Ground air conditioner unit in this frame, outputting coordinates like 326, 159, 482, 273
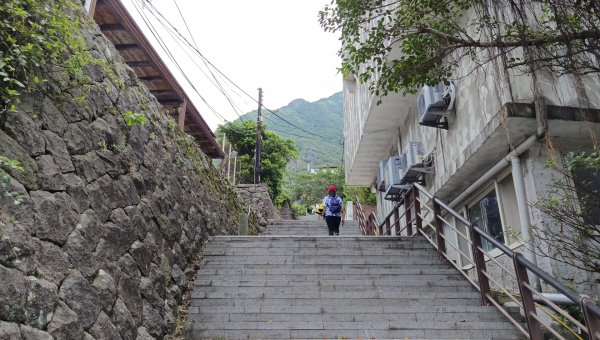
417, 82, 456, 129
383, 156, 402, 187
383, 156, 411, 201
399, 141, 428, 183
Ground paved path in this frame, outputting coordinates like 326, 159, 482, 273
185, 220, 521, 339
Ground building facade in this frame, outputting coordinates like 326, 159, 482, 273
343, 6, 600, 297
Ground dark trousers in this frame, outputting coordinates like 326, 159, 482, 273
325, 216, 341, 236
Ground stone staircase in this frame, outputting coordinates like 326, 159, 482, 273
185, 220, 521, 339
262, 219, 363, 236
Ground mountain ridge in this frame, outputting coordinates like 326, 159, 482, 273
240, 91, 344, 168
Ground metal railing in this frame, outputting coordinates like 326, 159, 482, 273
354, 197, 380, 235
359, 184, 600, 340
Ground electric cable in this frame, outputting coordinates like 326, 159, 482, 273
172, 0, 246, 121
130, 0, 229, 124
138, 0, 330, 140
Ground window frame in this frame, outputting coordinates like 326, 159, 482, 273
459, 168, 525, 267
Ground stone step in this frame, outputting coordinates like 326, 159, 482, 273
185, 222, 520, 339
200, 257, 450, 266
203, 247, 442, 256
195, 267, 462, 275
189, 310, 509, 323
189, 304, 512, 315
195, 283, 475, 292
190, 297, 483, 307
186, 321, 521, 340
194, 278, 470, 288
186, 327, 520, 340
191, 291, 482, 300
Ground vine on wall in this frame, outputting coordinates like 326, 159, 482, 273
0, 0, 94, 115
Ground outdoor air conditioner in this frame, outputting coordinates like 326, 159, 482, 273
417, 82, 456, 129
399, 141, 427, 183
383, 156, 411, 201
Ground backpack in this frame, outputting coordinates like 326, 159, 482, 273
329, 196, 342, 215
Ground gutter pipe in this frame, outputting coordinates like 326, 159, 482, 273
448, 98, 549, 293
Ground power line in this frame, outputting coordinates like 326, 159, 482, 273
137, 0, 329, 140
172, 0, 246, 122
130, 0, 229, 124
133, 1, 313, 143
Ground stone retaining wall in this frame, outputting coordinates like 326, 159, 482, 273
0, 12, 243, 340
235, 184, 279, 223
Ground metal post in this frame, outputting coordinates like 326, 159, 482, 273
433, 200, 446, 256
227, 142, 232, 181
469, 224, 491, 305
405, 190, 413, 236
513, 253, 543, 339
413, 188, 422, 233
239, 212, 248, 235
385, 216, 391, 236
581, 297, 600, 340
394, 207, 400, 236
232, 154, 237, 184
84, 0, 98, 17
254, 88, 263, 184
177, 99, 187, 132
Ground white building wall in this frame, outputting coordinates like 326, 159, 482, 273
344, 12, 600, 297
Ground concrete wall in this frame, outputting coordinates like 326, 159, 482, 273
344, 3, 600, 296
0, 13, 244, 340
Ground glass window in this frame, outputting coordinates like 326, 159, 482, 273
572, 165, 600, 225
466, 189, 505, 251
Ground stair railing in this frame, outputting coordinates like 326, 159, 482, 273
374, 188, 424, 236
354, 197, 380, 235
387, 183, 600, 340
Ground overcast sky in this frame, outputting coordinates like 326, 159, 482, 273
122, 0, 342, 131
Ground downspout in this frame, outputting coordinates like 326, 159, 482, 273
511, 152, 542, 291
448, 134, 538, 209
449, 98, 547, 292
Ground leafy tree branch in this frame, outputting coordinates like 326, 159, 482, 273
320, 0, 600, 96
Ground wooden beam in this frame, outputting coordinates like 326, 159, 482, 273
98, 23, 125, 31
149, 90, 173, 95
157, 100, 182, 106
126, 60, 153, 67
85, 0, 98, 17
178, 100, 187, 132
114, 43, 140, 51
187, 133, 209, 142
139, 75, 163, 81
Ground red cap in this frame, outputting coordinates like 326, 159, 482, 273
328, 185, 336, 192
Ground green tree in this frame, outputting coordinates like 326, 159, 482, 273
533, 149, 600, 276
285, 166, 376, 209
320, 0, 600, 97
216, 120, 299, 202
287, 167, 345, 208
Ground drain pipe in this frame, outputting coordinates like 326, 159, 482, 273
448, 134, 538, 209
511, 151, 542, 292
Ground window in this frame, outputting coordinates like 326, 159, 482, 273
463, 172, 522, 252
466, 189, 504, 251
572, 164, 600, 225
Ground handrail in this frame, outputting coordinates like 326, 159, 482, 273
370, 183, 600, 339
354, 196, 379, 235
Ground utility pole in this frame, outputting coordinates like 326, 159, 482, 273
254, 88, 263, 184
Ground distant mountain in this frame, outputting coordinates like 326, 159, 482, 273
240, 92, 344, 169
